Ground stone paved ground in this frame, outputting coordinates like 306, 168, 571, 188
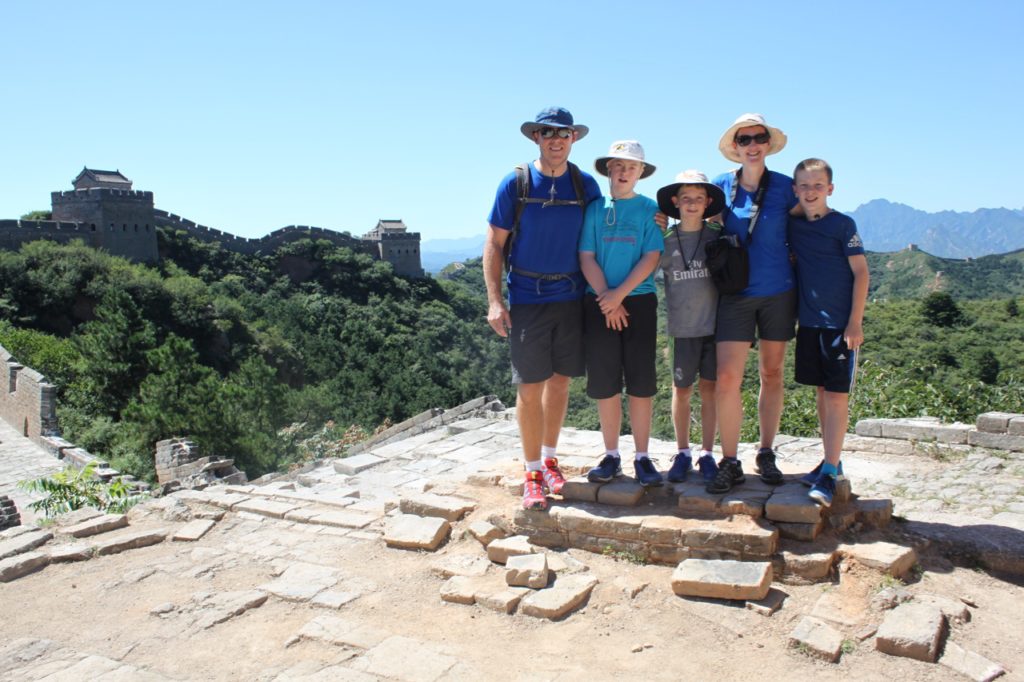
0, 420, 63, 525
2, 409, 1024, 680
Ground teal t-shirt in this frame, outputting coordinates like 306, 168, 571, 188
579, 194, 663, 296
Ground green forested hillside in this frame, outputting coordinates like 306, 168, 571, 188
867, 248, 1024, 300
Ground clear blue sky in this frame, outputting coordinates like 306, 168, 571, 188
2, 1, 1020, 242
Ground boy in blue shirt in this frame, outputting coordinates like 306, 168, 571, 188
788, 158, 869, 506
580, 141, 664, 487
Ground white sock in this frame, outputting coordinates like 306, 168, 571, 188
525, 459, 544, 473
677, 448, 692, 458
634, 452, 649, 461
541, 445, 557, 458
605, 449, 620, 459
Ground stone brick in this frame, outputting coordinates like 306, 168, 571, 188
638, 515, 689, 545
203, 492, 250, 509
0, 529, 52, 560
855, 418, 884, 437
0, 550, 49, 582
231, 499, 297, 519
308, 510, 377, 529
550, 505, 643, 541
55, 506, 104, 527
384, 514, 450, 551
59, 513, 128, 539
854, 498, 892, 528
486, 535, 536, 564
439, 576, 479, 605
92, 529, 167, 556
718, 489, 769, 517
775, 519, 824, 542
976, 411, 1018, 433
939, 641, 1006, 682
672, 559, 772, 601
675, 482, 723, 515
881, 418, 972, 444
1009, 416, 1024, 436
514, 508, 559, 532
349, 635, 458, 682
789, 616, 843, 662
468, 520, 504, 547
297, 615, 388, 649
310, 590, 361, 610
260, 562, 340, 602
334, 453, 385, 475
560, 476, 599, 503
465, 472, 502, 487
505, 553, 548, 588
765, 488, 822, 524
520, 574, 598, 620
649, 544, 690, 565
596, 479, 645, 506
968, 430, 1024, 452
399, 493, 475, 522
681, 516, 778, 558
839, 541, 916, 578
811, 589, 867, 627
47, 543, 93, 563
476, 586, 530, 614
430, 553, 491, 579
745, 587, 787, 616
875, 602, 946, 662
173, 519, 215, 542
774, 540, 837, 584
913, 594, 971, 624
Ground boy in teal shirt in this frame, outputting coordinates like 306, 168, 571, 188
580, 141, 664, 486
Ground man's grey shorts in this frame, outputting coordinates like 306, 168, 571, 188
673, 335, 717, 388
509, 300, 585, 384
715, 289, 797, 343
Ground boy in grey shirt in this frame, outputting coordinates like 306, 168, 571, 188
656, 171, 726, 484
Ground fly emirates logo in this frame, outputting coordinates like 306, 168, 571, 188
670, 258, 710, 281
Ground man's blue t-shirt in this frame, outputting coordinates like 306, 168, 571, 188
713, 169, 798, 297
579, 194, 662, 296
488, 163, 602, 305
788, 211, 865, 329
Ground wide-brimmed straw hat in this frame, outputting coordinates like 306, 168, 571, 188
656, 170, 726, 219
594, 140, 656, 179
718, 113, 787, 163
520, 106, 589, 140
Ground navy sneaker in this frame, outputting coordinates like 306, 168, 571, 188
755, 447, 784, 485
634, 457, 664, 487
666, 452, 693, 483
696, 452, 718, 485
808, 473, 837, 507
706, 457, 745, 494
587, 455, 623, 483
799, 460, 845, 487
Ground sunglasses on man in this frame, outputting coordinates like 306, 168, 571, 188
735, 132, 771, 147
539, 127, 574, 139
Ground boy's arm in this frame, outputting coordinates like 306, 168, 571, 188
579, 251, 609, 295
844, 254, 869, 349
596, 251, 661, 315
483, 225, 511, 337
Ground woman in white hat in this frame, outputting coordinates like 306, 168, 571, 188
706, 113, 799, 496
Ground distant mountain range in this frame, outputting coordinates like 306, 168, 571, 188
420, 200, 1024, 273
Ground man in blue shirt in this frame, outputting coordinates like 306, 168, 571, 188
484, 107, 601, 510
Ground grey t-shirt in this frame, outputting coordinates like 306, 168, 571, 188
661, 224, 719, 338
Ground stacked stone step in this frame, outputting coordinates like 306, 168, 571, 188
971, 411, 1024, 451
0, 495, 20, 531
155, 438, 247, 492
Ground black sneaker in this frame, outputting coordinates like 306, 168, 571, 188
634, 457, 664, 487
706, 457, 745, 494
755, 447, 784, 485
587, 454, 623, 483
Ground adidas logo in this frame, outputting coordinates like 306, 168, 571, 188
837, 353, 847, 360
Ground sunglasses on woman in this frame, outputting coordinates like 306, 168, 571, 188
735, 132, 771, 147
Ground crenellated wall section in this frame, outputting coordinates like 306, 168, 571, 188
0, 345, 58, 444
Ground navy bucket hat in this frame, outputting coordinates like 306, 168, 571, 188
520, 106, 589, 141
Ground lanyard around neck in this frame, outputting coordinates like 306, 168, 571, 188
673, 223, 705, 272
729, 168, 771, 243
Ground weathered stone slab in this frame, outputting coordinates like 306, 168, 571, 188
310, 590, 361, 610
309, 510, 377, 529
747, 587, 787, 616
675, 482, 723, 514
192, 590, 268, 629
638, 516, 688, 545
789, 616, 843, 662
349, 635, 458, 682
976, 411, 1018, 433
439, 576, 479, 605
596, 479, 645, 506
0, 550, 49, 582
505, 553, 548, 588
59, 513, 128, 539
384, 514, 450, 551
47, 543, 93, 563
486, 535, 536, 564
681, 516, 778, 558
718, 489, 769, 517
854, 498, 892, 528
811, 589, 867, 627
232, 499, 297, 519
968, 430, 1024, 452
765, 489, 822, 524
0, 529, 52, 560
876, 602, 946, 662
560, 476, 599, 503
551, 505, 643, 541
775, 519, 824, 542
476, 586, 530, 614
92, 529, 167, 556
468, 520, 504, 547
881, 418, 973, 444
399, 493, 475, 522
840, 541, 917, 578
913, 594, 971, 623
173, 519, 215, 542
855, 418, 884, 437
671, 559, 772, 601
55, 506, 104, 527
259, 562, 340, 601
334, 453, 384, 475
297, 614, 388, 649
1009, 416, 1024, 436
939, 641, 1006, 682
520, 574, 598, 620
775, 540, 837, 584
430, 553, 491, 579
203, 492, 250, 509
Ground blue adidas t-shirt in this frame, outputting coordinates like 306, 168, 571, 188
579, 194, 663, 296
714, 169, 798, 297
788, 211, 865, 328
488, 163, 601, 305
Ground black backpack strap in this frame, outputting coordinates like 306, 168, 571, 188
567, 161, 587, 204
504, 162, 531, 271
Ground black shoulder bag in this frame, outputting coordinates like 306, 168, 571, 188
704, 169, 770, 294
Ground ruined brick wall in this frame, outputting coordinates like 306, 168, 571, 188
0, 344, 58, 445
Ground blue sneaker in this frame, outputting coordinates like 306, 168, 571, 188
799, 460, 845, 487
808, 473, 836, 507
696, 452, 718, 485
587, 455, 623, 483
667, 452, 692, 483
634, 457, 664, 487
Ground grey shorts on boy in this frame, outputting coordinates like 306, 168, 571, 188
673, 335, 716, 388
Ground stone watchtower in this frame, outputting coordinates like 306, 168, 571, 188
362, 219, 424, 278
50, 168, 159, 262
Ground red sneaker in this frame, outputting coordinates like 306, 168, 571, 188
542, 457, 566, 495
522, 471, 547, 510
